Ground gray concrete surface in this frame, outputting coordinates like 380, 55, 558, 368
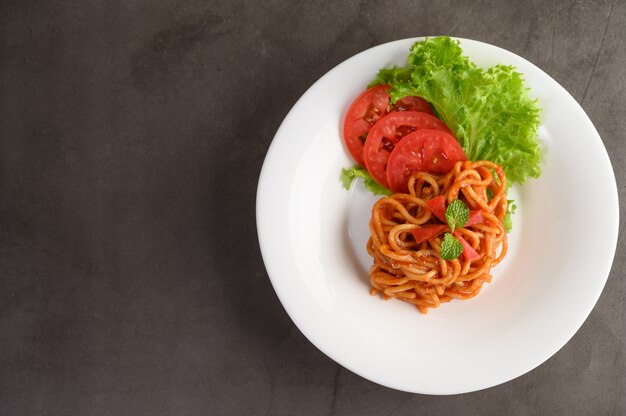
1, 0, 625, 415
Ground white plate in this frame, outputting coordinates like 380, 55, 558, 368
256, 37, 619, 395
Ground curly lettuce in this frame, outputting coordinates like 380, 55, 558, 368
371, 36, 542, 184
341, 166, 391, 196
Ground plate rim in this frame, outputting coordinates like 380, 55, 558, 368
256, 36, 620, 394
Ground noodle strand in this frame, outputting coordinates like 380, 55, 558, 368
367, 160, 508, 313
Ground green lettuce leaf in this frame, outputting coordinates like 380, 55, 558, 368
371, 36, 542, 185
341, 166, 391, 196
503, 200, 517, 233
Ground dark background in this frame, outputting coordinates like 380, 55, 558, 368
1, 0, 625, 415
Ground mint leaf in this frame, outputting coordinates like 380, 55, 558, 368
440, 233, 463, 260
445, 199, 469, 231
340, 166, 392, 196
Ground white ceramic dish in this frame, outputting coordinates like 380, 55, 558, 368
256, 37, 619, 395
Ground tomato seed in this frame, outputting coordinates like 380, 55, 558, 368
363, 105, 381, 124
391, 104, 407, 112
395, 125, 416, 138
381, 137, 395, 152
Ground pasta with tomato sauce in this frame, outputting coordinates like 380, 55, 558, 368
367, 160, 508, 313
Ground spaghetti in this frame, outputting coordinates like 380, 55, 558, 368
367, 160, 508, 313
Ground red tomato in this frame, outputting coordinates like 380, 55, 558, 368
426, 196, 447, 222
454, 232, 480, 261
386, 129, 467, 193
466, 210, 484, 227
343, 85, 390, 166
363, 112, 452, 188
343, 85, 436, 167
391, 96, 434, 115
411, 224, 447, 244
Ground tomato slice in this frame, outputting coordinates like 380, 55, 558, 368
426, 196, 447, 222
466, 210, 484, 227
391, 96, 434, 115
454, 232, 480, 261
386, 129, 467, 193
343, 86, 436, 167
343, 85, 390, 166
363, 112, 452, 188
411, 224, 447, 244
